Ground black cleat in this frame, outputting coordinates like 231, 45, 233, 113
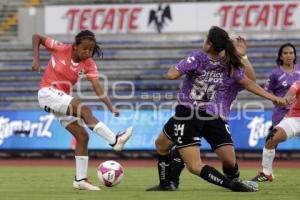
230, 178, 259, 192
146, 184, 178, 191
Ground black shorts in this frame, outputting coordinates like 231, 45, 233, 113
163, 105, 233, 150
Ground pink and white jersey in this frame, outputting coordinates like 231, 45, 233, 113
40, 37, 99, 94
286, 80, 300, 117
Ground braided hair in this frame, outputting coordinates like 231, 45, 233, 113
75, 30, 102, 58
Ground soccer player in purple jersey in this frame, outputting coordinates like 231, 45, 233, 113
168, 36, 257, 189
252, 43, 299, 182
146, 26, 286, 192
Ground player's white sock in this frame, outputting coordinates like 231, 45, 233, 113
75, 156, 89, 180
93, 121, 116, 145
262, 147, 275, 175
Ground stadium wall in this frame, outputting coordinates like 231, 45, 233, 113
1, 110, 300, 151
17, 0, 300, 43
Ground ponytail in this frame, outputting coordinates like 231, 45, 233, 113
207, 26, 243, 76
224, 40, 243, 75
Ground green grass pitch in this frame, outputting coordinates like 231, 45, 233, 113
0, 166, 299, 200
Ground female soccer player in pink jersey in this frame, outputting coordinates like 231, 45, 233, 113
32, 30, 133, 190
253, 81, 300, 181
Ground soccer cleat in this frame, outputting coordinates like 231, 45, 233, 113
146, 184, 178, 191
241, 180, 259, 191
251, 172, 273, 182
113, 126, 133, 151
170, 181, 179, 190
73, 178, 100, 191
230, 178, 259, 192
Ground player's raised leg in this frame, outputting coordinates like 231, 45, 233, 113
67, 98, 133, 151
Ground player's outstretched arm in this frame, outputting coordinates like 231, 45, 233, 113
31, 34, 46, 72
90, 79, 119, 117
239, 76, 286, 106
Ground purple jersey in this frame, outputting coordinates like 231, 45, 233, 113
175, 50, 244, 121
264, 64, 300, 126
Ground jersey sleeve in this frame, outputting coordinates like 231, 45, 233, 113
175, 51, 204, 75
264, 72, 275, 93
233, 67, 245, 82
84, 59, 99, 80
44, 37, 69, 52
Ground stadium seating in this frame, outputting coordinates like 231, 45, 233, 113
0, 38, 300, 110
0, 0, 300, 111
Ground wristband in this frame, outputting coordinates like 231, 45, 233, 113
241, 54, 248, 60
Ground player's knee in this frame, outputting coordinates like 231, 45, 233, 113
155, 138, 167, 153
81, 105, 92, 117
154, 137, 160, 148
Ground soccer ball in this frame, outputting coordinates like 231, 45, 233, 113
97, 160, 124, 187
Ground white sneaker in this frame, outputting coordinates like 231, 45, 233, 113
73, 179, 100, 191
113, 126, 133, 151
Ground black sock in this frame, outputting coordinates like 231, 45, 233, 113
170, 149, 185, 185
199, 165, 232, 189
158, 153, 171, 186
222, 163, 240, 180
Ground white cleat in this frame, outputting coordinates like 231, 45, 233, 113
73, 179, 100, 191
113, 126, 133, 151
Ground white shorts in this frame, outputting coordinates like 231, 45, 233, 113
276, 117, 300, 139
38, 87, 81, 127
